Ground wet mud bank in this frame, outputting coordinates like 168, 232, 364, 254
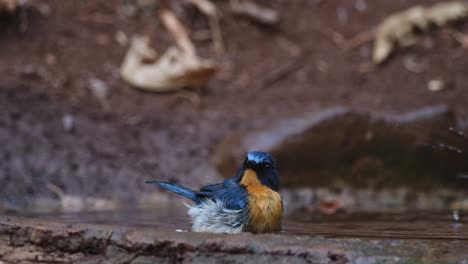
0, 215, 466, 263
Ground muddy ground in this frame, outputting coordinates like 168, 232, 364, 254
0, 0, 467, 209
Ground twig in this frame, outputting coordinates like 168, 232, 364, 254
47, 183, 66, 198
187, 0, 224, 54
342, 28, 376, 50
209, 15, 224, 54
312, 24, 345, 47
259, 54, 306, 89
160, 9, 195, 56
446, 28, 468, 49
230, 0, 279, 26
313, 23, 375, 51
187, 0, 216, 17
175, 91, 201, 105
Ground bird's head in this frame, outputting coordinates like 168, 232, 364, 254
239, 151, 280, 191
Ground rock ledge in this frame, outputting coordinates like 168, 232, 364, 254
0, 216, 466, 263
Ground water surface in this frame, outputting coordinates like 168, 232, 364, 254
27, 208, 467, 241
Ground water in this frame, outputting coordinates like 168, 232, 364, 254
27, 208, 468, 241
285, 211, 467, 240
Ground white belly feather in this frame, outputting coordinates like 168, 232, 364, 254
187, 199, 247, 234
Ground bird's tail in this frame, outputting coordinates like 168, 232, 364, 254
145, 181, 200, 204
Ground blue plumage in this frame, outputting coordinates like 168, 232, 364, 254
145, 181, 202, 204
146, 151, 281, 233
247, 151, 275, 164
146, 177, 249, 210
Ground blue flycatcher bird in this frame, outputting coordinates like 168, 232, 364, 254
146, 151, 282, 234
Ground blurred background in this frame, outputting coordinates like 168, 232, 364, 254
0, 0, 467, 219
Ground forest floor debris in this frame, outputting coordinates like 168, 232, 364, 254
187, 0, 224, 54
373, 1, 468, 64
120, 9, 217, 92
230, 0, 279, 26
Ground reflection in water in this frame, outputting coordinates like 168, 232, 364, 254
284, 211, 467, 240
25, 208, 467, 241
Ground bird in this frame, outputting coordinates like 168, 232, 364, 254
146, 151, 282, 234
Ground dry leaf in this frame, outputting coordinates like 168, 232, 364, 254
373, 1, 468, 64
230, 0, 279, 26
121, 36, 217, 92
160, 9, 195, 55
120, 10, 217, 92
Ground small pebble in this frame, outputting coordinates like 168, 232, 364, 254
88, 78, 110, 100
427, 79, 446, 92
403, 56, 426, 74
62, 114, 75, 132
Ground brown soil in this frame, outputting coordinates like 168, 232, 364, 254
0, 0, 467, 208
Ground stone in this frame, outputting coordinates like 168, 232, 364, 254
213, 106, 465, 189
0, 215, 466, 263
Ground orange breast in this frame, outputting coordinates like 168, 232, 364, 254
240, 169, 282, 233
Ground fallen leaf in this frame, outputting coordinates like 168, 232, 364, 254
373, 1, 468, 64
121, 37, 217, 92
88, 77, 110, 100
120, 10, 217, 92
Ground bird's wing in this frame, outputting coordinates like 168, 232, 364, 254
197, 183, 225, 201
199, 182, 225, 193
197, 180, 248, 211
197, 178, 235, 197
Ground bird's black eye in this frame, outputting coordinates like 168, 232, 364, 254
264, 164, 270, 169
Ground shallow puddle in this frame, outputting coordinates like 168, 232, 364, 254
285, 211, 467, 240
20, 208, 467, 241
